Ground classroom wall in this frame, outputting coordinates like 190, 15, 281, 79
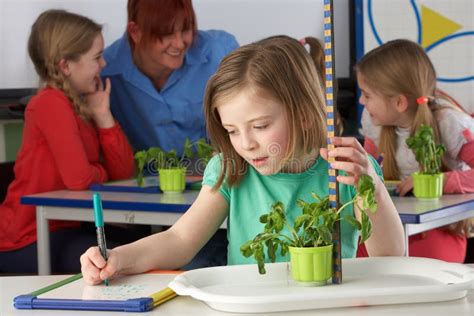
193, 0, 351, 78
0, 0, 351, 90
355, 0, 473, 114
0, 0, 127, 90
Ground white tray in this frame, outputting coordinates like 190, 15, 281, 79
169, 257, 474, 313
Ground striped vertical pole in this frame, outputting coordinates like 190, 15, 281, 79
323, 0, 342, 284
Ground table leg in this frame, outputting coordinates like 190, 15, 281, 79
36, 206, 51, 275
403, 224, 409, 257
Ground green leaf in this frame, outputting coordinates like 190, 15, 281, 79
357, 175, 377, 214
344, 214, 362, 230
194, 138, 214, 163
406, 124, 445, 175
183, 138, 194, 160
280, 243, 288, 256
253, 243, 266, 274
134, 151, 148, 187
240, 240, 253, 258
265, 239, 276, 263
241, 173, 380, 275
316, 225, 332, 245
359, 211, 373, 244
294, 214, 312, 232
296, 199, 307, 209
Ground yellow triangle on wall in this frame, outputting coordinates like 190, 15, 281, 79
421, 5, 462, 48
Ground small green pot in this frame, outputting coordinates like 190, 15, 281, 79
412, 172, 444, 200
158, 168, 186, 193
289, 244, 333, 286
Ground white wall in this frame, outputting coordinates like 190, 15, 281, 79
0, 0, 128, 89
194, 0, 350, 77
0, 0, 350, 89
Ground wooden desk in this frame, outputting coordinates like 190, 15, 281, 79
22, 191, 474, 275
1, 267, 473, 315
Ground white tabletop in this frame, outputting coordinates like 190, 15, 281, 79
1, 266, 473, 316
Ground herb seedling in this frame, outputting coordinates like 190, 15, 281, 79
406, 125, 445, 175
134, 138, 213, 186
240, 175, 377, 274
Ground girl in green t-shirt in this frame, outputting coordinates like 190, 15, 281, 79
80, 36, 405, 285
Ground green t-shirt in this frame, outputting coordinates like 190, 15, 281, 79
202, 154, 383, 265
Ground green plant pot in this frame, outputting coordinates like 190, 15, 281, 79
412, 172, 444, 200
289, 244, 333, 286
158, 168, 186, 193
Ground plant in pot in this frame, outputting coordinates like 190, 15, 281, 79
134, 138, 213, 193
406, 124, 446, 199
240, 175, 377, 285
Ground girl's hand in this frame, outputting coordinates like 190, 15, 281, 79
86, 77, 115, 128
80, 246, 120, 285
320, 137, 381, 186
396, 176, 414, 196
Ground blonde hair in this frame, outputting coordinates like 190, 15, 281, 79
356, 39, 473, 236
204, 35, 327, 188
355, 39, 447, 180
28, 9, 102, 119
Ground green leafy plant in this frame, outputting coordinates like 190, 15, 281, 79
240, 175, 377, 274
134, 138, 213, 186
406, 124, 445, 175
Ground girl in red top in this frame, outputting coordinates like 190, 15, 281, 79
0, 9, 135, 273
356, 39, 474, 262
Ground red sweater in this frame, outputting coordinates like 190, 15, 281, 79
0, 87, 134, 251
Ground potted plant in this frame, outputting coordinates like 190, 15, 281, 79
240, 175, 377, 285
134, 138, 213, 193
406, 125, 446, 200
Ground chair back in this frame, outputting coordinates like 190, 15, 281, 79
0, 161, 15, 202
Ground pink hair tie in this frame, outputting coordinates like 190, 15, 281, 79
299, 38, 306, 45
416, 96, 429, 105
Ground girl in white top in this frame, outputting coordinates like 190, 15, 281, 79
356, 39, 474, 262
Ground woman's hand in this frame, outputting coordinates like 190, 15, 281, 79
80, 246, 120, 285
86, 77, 115, 128
320, 137, 381, 187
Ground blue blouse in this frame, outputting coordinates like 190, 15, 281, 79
102, 30, 239, 153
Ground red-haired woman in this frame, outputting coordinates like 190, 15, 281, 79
102, 0, 239, 153
101, 0, 238, 270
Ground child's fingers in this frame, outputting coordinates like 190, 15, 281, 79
104, 77, 111, 95
99, 252, 118, 280
96, 76, 104, 91
331, 160, 365, 176
90, 247, 107, 268
397, 178, 413, 196
328, 146, 366, 163
328, 137, 366, 162
330, 137, 365, 152
334, 175, 357, 186
80, 247, 104, 285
